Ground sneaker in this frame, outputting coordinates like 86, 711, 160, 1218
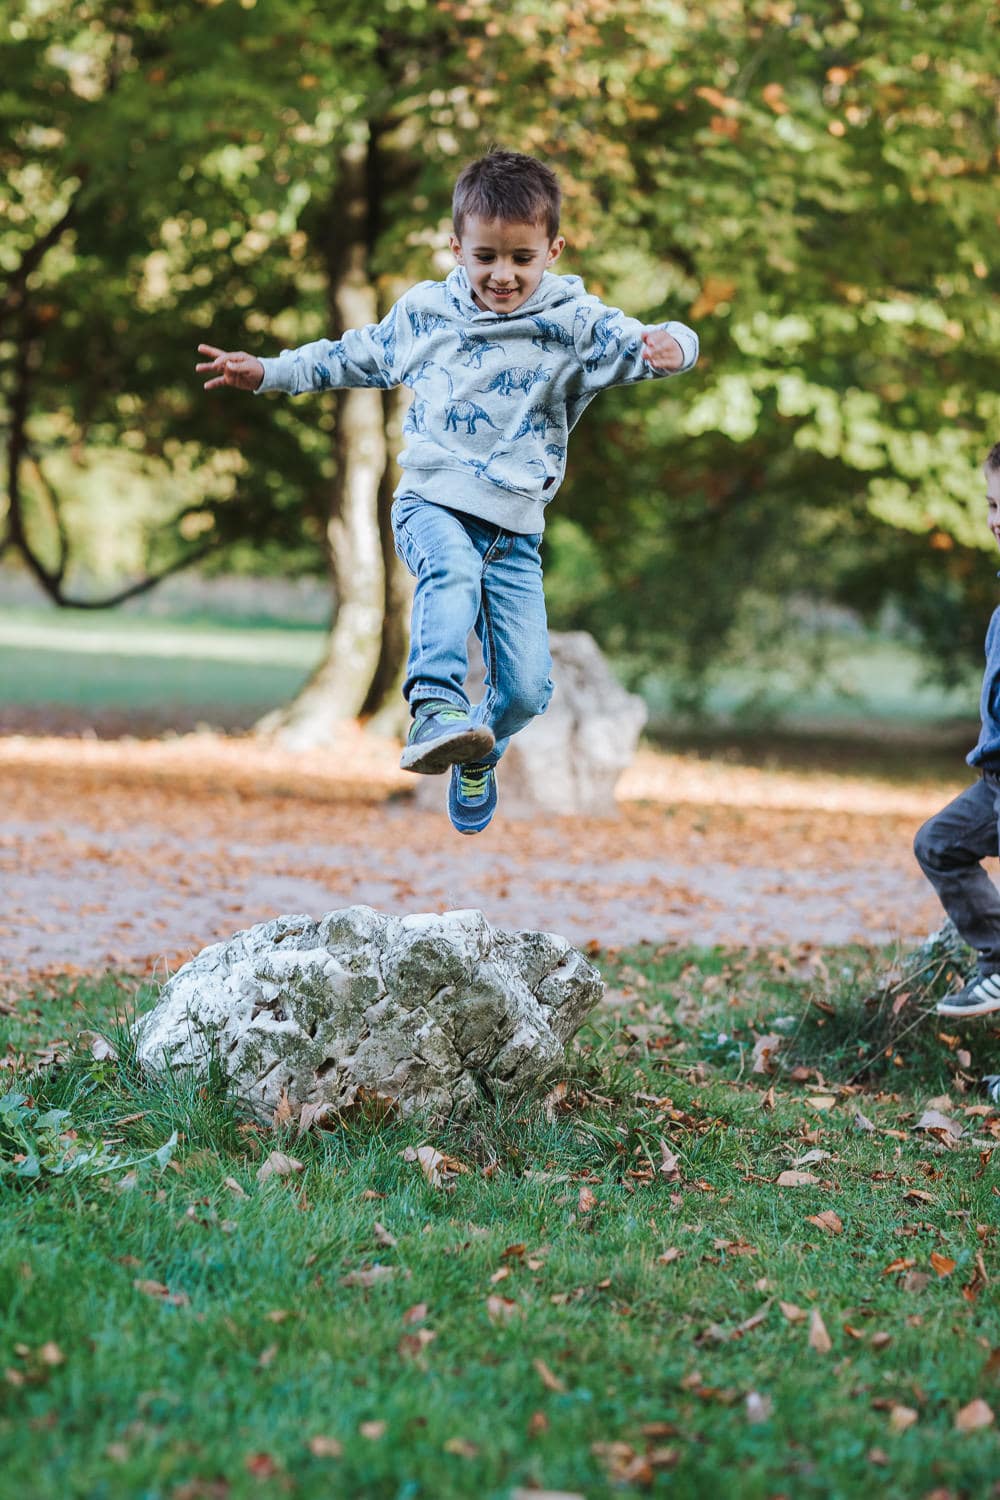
399, 701, 495, 775
935, 972, 1000, 1018
980, 1075, 1000, 1105
448, 760, 497, 835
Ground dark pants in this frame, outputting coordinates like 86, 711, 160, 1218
914, 770, 1000, 975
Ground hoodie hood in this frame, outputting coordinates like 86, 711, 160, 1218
444, 265, 588, 322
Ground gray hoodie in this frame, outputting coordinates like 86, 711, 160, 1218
257, 265, 698, 534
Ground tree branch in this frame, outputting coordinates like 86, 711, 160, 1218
0, 199, 78, 337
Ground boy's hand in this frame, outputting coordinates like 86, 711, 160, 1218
640, 328, 684, 372
196, 344, 265, 392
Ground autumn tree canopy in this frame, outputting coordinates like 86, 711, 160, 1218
1, 0, 996, 722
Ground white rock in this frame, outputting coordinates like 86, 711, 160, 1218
133, 906, 603, 1123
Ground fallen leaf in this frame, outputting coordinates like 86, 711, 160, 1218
882, 1257, 916, 1276
734, 1301, 772, 1337
256, 1343, 278, 1369
955, 1399, 994, 1432
577, 1185, 596, 1214
902, 1271, 930, 1294
490, 1266, 512, 1284
542, 1081, 568, 1120
403, 1144, 469, 1189
792, 1150, 833, 1166
751, 1033, 783, 1074
77, 1030, 118, 1061
402, 1302, 429, 1325
486, 1295, 520, 1324
223, 1176, 248, 1199
657, 1247, 683, 1265
245, 1453, 279, 1478
806, 1210, 843, 1235
37, 1342, 64, 1366
373, 1221, 397, 1249
307, 1436, 343, 1458
359, 1421, 387, 1440
870, 1331, 892, 1350
914, 1109, 963, 1144
853, 1111, 876, 1132
398, 1328, 436, 1359
533, 1358, 566, 1393
297, 1100, 331, 1135
658, 1139, 681, 1180
806, 1095, 838, 1112
903, 1189, 936, 1205
776, 1170, 821, 1187
780, 1301, 807, 1323
272, 1088, 294, 1127
339, 1265, 399, 1289
930, 1252, 957, 1278
808, 1309, 832, 1354
256, 1150, 303, 1185
443, 1436, 478, 1458
889, 1404, 918, 1433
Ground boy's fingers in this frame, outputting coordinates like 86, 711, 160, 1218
197, 343, 226, 357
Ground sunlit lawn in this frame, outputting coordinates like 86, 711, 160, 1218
2, 946, 998, 1500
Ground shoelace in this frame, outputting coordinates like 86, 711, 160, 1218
458, 762, 492, 798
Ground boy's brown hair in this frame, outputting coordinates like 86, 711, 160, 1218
987, 442, 1000, 470
452, 149, 562, 241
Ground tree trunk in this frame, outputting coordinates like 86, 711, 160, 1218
256, 134, 389, 749
361, 368, 414, 739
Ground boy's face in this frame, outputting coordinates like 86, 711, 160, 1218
987, 466, 1000, 551
450, 215, 564, 315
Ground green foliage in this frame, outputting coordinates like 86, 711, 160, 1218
1, 0, 996, 694
0, 1089, 177, 1184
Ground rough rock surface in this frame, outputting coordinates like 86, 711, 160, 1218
413, 629, 647, 818
133, 906, 604, 1123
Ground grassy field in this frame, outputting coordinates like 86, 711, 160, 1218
0, 602, 979, 741
0, 608, 327, 720
2, 943, 998, 1500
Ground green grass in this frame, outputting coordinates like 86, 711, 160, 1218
2, 949, 999, 1500
0, 604, 980, 742
0, 608, 327, 716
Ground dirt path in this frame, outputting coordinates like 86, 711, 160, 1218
0, 731, 960, 988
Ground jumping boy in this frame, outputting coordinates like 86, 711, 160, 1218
915, 442, 1000, 1017
197, 149, 698, 834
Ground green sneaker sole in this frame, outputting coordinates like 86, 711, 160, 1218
399, 724, 496, 775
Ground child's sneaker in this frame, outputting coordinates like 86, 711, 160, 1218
399, 701, 495, 775
448, 760, 497, 835
980, 1074, 1000, 1105
935, 972, 1000, 1018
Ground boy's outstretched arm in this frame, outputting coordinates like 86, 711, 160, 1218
196, 345, 264, 391
574, 302, 698, 391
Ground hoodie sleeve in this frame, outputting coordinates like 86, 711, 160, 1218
572, 298, 699, 393
255, 298, 413, 395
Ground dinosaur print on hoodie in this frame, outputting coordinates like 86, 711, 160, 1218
256, 266, 698, 535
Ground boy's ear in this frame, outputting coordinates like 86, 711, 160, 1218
449, 232, 463, 262
547, 236, 566, 265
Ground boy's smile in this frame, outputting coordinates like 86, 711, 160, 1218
450, 215, 564, 315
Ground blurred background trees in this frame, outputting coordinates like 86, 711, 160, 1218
1, 0, 997, 740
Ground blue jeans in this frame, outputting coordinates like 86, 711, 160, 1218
914, 770, 1000, 975
391, 495, 554, 764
